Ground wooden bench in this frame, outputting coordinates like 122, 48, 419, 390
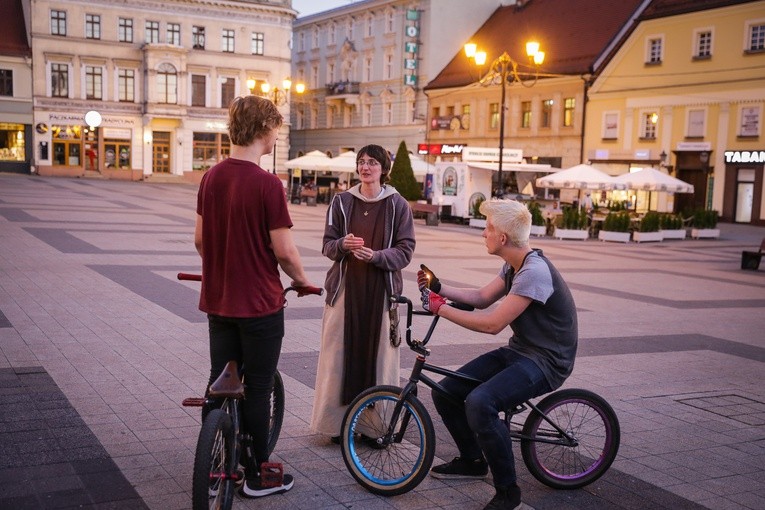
409, 202, 439, 226
741, 238, 765, 270
300, 189, 318, 206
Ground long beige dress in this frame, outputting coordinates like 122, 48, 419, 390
310, 286, 400, 436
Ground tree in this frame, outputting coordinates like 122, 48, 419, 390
389, 141, 422, 201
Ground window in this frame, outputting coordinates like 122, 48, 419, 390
739, 105, 760, 137
311, 65, 318, 89
747, 23, 765, 51
541, 99, 553, 128
119, 18, 133, 43
118, 69, 134, 102
157, 63, 177, 104
694, 29, 712, 58
385, 10, 394, 33
298, 32, 304, 52
296, 106, 304, 130
461, 104, 470, 129
51, 63, 68, 97
384, 53, 393, 80
310, 105, 318, 129
220, 77, 235, 108
687, 109, 705, 138
146, 21, 159, 43
0, 123, 25, 162
0, 69, 12, 96
167, 23, 180, 45
365, 16, 374, 37
521, 101, 532, 128
490, 103, 499, 129
641, 111, 658, 139
384, 102, 392, 125
646, 36, 663, 64
327, 106, 334, 129
50, 10, 66, 36
364, 57, 372, 81
328, 23, 336, 45
251, 32, 264, 55
327, 62, 335, 83
312, 27, 319, 48
362, 103, 371, 126
193, 26, 205, 49
191, 75, 206, 107
563, 97, 575, 127
222, 29, 235, 52
85, 14, 100, 39
602, 112, 618, 139
85, 66, 102, 100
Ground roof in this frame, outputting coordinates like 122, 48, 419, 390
639, 0, 761, 20
425, 0, 646, 90
0, 0, 30, 57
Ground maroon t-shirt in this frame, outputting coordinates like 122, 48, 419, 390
196, 158, 292, 317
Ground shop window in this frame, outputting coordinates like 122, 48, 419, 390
0, 123, 25, 162
51, 125, 82, 166
0, 69, 12, 96
192, 132, 229, 170
119, 18, 133, 43
104, 141, 131, 169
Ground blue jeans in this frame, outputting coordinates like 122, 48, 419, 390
432, 346, 551, 488
207, 310, 284, 469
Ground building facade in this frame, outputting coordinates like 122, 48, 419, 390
30, 0, 296, 181
422, 0, 648, 195
584, 0, 765, 224
289, 0, 501, 159
0, 0, 33, 175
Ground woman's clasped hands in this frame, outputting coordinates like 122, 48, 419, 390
343, 233, 374, 262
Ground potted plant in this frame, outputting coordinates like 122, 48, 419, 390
632, 211, 662, 243
528, 202, 547, 236
598, 211, 631, 243
469, 195, 487, 228
659, 213, 686, 240
553, 206, 589, 240
691, 209, 720, 239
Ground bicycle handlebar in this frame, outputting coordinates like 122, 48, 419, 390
177, 273, 323, 297
391, 293, 474, 351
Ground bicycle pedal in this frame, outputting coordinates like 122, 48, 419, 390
260, 462, 283, 488
182, 397, 206, 407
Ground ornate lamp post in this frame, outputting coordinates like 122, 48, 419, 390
465, 42, 545, 197
246, 77, 305, 174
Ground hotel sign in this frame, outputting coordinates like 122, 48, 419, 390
404, 9, 420, 87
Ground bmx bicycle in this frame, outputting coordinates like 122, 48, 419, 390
339, 294, 620, 496
178, 272, 322, 510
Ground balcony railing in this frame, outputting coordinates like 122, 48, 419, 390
326, 81, 360, 96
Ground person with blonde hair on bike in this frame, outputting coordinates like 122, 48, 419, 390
418, 198, 578, 510
195, 94, 317, 499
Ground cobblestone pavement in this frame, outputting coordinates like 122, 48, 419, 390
0, 173, 763, 510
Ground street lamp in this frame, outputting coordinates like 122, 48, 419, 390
465, 42, 545, 197
247, 77, 304, 174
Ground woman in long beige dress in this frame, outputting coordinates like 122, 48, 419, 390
310, 144, 416, 441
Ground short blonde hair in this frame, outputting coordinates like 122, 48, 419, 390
479, 199, 531, 248
228, 95, 283, 147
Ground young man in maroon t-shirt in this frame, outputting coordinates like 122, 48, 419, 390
194, 95, 316, 498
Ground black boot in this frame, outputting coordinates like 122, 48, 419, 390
483, 484, 521, 510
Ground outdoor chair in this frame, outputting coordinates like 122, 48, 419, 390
740, 238, 765, 270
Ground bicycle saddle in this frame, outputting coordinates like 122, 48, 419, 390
208, 360, 245, 399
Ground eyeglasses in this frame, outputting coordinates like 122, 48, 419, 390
357, 159, 381, 168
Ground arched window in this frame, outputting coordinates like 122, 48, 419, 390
157, 63, 177, 104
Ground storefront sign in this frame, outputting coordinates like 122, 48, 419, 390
463, 147, 523, 164
677, 141, 711, 151
103, 128, 132, 140
418, 143, 465, 156
403, 9, 420, 88
724, 150, 765, 163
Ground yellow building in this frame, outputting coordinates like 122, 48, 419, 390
584, 0, 765, 224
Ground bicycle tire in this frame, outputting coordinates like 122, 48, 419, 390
520, 388, 620, 489
192, 409, 237, 510
267, 370, 285, 455
340, 385, 435, 496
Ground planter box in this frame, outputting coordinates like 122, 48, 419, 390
632, 231, 663, 243
660, 229, 686, 240
530, 225, 547, 237
469, 218, 487, 229
691, 228, 720, 239
554, 228, 588, 240
598, 230, 630, 243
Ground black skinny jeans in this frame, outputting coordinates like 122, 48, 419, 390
207, 310, 284, 471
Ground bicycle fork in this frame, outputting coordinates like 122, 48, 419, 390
378, 355, 426, 445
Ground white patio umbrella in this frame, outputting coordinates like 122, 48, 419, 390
284, 150, 331, 170
536, 163, 626, 190
407, 154, 433, 179
612, 167, 694, 193
318, 151, 358, 173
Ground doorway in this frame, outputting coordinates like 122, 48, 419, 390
675, 168, 708, 214
734, 169, 755, 223
152, 131, 171, 173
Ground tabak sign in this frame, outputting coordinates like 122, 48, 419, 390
417, 143, 465, 156
724, 150, 765, 163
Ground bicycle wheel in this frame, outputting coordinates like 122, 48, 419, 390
520, 388, 620, 489
340, 385, 435, 496
267, 370, 285, 455
192, 409, 237, 510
